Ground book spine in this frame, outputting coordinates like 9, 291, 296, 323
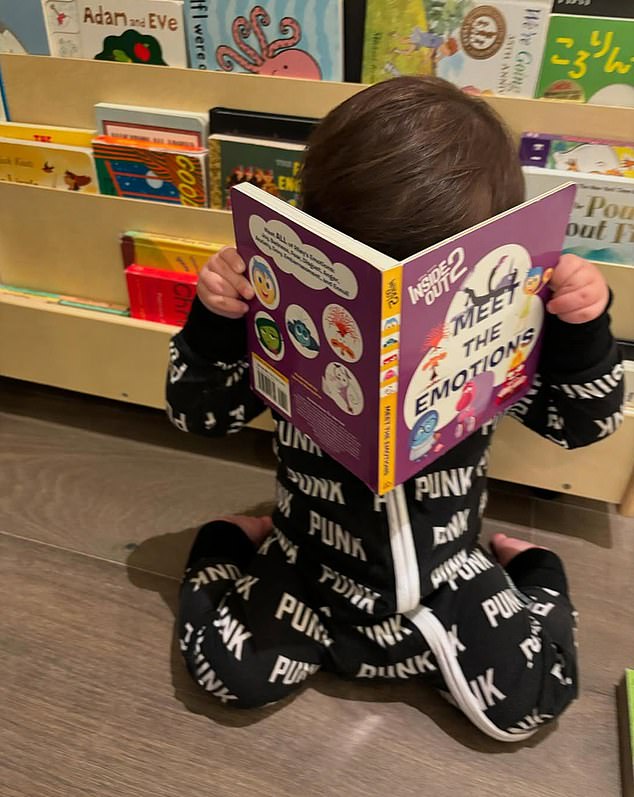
377, 265, 403, 495
209, 137, 223, 210
618, 670, 634, 797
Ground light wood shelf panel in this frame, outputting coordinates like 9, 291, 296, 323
0, 182, 233, 305
2, 53, 634, 142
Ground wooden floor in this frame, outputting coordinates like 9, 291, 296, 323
1, 378, 633, 797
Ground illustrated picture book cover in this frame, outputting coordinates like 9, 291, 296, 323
185, 0, 344, 80
43, 0, 188, 65
231, 180, 576, 493
552, 0, 634, 17
362, 0, 550, 96
93, 135, 208, 206
0, 138, 97, 192
524, 165, 634, 265
0, 0, 50, 55
536, 14, 634, 106
520, 132, 634, 179
618, 669, 634, 797
0, 121, 96, 148
209, 134, 306, 210
96, 103, 208, 148
210, 106, 318, 143
121, 230, 224, 273
125, 264, 197, 325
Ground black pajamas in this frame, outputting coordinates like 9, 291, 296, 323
169, 296, 624, 741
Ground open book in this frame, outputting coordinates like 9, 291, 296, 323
231, 180, 576, 494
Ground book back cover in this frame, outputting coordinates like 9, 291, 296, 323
232, 182, 396, 490
394, 184, 577, 487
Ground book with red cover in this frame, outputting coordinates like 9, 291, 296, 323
125, 264, 197, 326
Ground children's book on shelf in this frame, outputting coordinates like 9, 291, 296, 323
121, 231, 224, 274
523, 165, 634, 266
520, 132, 634, 179
0, 138, 97, 192
231, 180, 576, 494
343, 0, 367, 82
95, 103, 208, 148
125, 264, 197, 325
43, 0, 188, 65
362, 0, 550, 97
210, 107, 318, 143
0, 66, 8, 121
185, 0, 344, 81
0, 121, 95, 148
618, 669, 634, 797
536, 14, 634, 107
0, 0, 50, 55
209, 134, 305, 210
0, 283, 128, 315
93, 135, 208, 207
552, 0, 634, 18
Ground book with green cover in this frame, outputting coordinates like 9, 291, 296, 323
536, 14, 634, 107
209, 134, 306, 211
618, 669, 634, 797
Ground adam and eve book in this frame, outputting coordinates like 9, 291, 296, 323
231, 180, 576, 494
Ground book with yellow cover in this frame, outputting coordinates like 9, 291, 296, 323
121, 231, 224, 274
0, 121, 96, 148
0, 137, 98, 192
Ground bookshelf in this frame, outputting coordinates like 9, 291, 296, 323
1, 53, 633, 510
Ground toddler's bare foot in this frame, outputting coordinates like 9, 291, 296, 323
217, 514, 273, 547
490, 532, 548, 568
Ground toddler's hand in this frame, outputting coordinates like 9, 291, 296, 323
197, 246, 254, 319
546, 254, 609, 324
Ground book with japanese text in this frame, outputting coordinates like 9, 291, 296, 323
231, 180, 576, 493
536, 14, 634, 106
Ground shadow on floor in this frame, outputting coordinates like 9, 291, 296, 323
126, 526, 557, 755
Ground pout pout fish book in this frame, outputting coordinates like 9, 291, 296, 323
231, 181, 576, 494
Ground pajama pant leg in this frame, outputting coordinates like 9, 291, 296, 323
179, 521, 330, 708
406, 545, 578, 741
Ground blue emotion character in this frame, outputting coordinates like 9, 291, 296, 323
287, 318, 319, 352
409, 410, 439, 461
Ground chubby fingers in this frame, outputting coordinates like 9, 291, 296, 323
197, 246, 254, 319
546, 254, 609, 324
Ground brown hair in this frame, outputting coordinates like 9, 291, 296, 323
301, 76, 524, 260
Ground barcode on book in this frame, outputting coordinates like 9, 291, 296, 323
252, 355, 291, 415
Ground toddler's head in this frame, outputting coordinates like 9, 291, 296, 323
301, 77, 524, 260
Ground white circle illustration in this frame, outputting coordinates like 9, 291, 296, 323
254, 311, 284, 362
322, 362, 364, 416
249, 256, 280, 310
285, 304, 320, 359
322, 303, 363, 362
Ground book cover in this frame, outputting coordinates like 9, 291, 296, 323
0, 0, 50, 55
362, 0, 550, 96
552, 0, 634, 18
0, 138, 97, 192
523, 165, 634, 265
121, 230, 224, 273
93, 135, 208, 206
0, 121, 95, 148
96, 103, 208, 148
536, 14, 634, 107
209, 134, 306, 210
185, 0, 344, 81
343, 0, 367, 82
43, 0, 188, 65
210, 107, 318, 143
618, 669, 634, 797
125, 264, 198, 324
231, 180, 575, 493
520, 132, 634, 179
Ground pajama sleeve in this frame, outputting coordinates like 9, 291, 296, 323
507, 299, 625, 449
165, 297, 267, 437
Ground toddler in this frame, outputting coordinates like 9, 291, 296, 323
166, 77, 624, 741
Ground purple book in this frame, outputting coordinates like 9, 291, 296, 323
231, 181, 576, 494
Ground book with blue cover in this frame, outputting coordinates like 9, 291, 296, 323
185, 0, 344, 81
0, 0, 50, 55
